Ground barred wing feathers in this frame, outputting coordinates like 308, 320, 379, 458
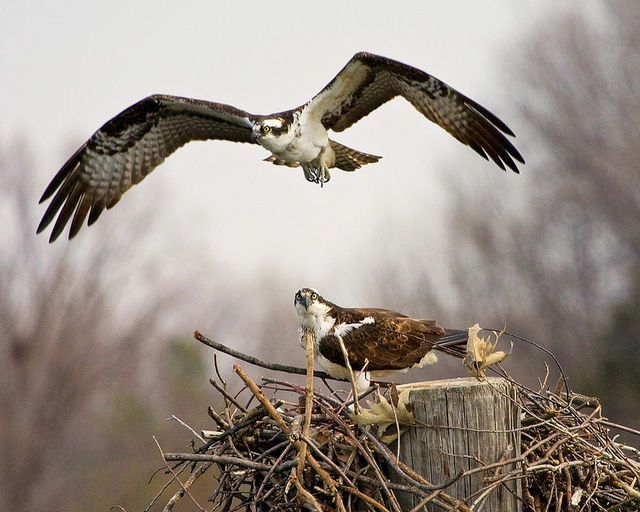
37, 94, 256, 242
305, 52, 523, 173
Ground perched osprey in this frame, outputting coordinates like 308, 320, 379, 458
294, 288, 468, 393
37, 51, 524, 242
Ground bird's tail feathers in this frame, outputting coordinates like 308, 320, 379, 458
263, 155, 300, 168
434, 329, 468, 359
329, 140, 381, 171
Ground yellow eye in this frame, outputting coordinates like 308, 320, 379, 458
262, 125, 271, 134
295, 292, 301, 300
311, 292, 318, 300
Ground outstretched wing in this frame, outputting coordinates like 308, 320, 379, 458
37, 94, 257, 242
320, 310, 467, 371
303, 52, 524, 173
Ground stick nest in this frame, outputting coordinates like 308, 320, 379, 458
147, 334, 640, 512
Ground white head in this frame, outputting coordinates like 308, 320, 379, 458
294, 288, 335, 338
253, 117, 294, 153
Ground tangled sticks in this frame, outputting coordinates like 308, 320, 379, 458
145, 331, 640, 512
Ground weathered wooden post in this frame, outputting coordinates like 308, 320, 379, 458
391, 377, 521, 511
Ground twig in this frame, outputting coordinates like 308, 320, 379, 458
339, 484, 392, 512
234, 363, 347, 512
388, 385, 402, 461
208, 405, 230, 430
144, 462, 192, 511
605, 470, 640, 499
301, 434, 357, 487
407, 490, 447, 512
599, 419, 640, 438
233, 365, 291, 434
152, 436, 206, 512
209, 378, 247, 413
360, 426, 466, 495
312, 398, 402, 512
304, 452, 348, 512
486, 328, 570, 399
162, 462, 212, 512
195, 400, 282, 458
164, 452, 297, 472
335, 333, 361, 414
308, 435, 394, 511
294, 476, 323, 512
253, 443, 294, 507
167, 414, 205, 443
358, 436, 403, 512
195, 330, 331, 377
298, 329, 315, 482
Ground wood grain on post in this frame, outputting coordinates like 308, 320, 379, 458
392, 377, 521, 511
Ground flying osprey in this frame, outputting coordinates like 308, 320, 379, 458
37, 51, 524, 242
294, 288, 468, 393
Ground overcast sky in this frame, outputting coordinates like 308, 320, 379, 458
2, 1, 574, 306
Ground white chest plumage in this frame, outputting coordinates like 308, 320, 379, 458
296, 305, 339, 380
296, 301, 335, 343
258, 112, 329, 164
295, 302, 376, 393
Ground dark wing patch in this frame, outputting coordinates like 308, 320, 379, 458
37, 94, 257, 242
321, 310, 466, 371
306, 52, 523, 173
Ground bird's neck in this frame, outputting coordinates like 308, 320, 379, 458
297, 303, 336, 340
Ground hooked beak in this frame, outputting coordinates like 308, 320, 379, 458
297, 296, 310, 310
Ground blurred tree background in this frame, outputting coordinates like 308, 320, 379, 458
1, 3, 638, 511
0, 141, 219, 511
443, 3, 640, 426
